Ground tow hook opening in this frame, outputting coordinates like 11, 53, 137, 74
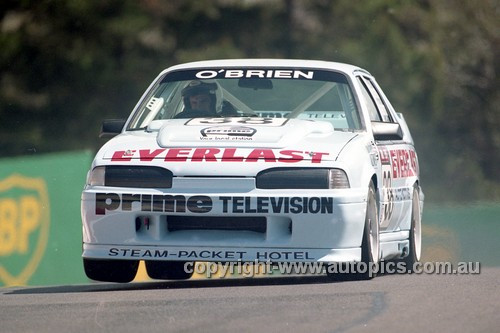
400, 244, 409, 258
135, 216, 151, 231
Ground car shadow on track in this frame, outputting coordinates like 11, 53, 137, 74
4, 274, 371, 295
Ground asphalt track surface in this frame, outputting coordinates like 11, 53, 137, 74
1, 267, 499, 333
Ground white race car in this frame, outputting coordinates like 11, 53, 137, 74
81, 59, 423, 282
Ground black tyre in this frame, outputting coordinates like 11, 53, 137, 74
402, 185, 422, 272
145, 261, 194, 280
83, 258, 139, 283
328, 181, 380, 281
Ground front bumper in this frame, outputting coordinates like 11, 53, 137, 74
82, 244, 361, 263
81, 177, 368, 262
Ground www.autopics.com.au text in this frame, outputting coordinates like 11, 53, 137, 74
182, 260, 481, 279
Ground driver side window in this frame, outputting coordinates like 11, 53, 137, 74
357, 77, 381, 121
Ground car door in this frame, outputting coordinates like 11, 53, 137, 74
356, 75, 416, 233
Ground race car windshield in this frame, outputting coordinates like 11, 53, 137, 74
128, 68, 362, 130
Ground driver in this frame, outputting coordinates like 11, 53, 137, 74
174, 80, 218, 118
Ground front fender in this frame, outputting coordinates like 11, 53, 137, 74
336, 135, 378, 194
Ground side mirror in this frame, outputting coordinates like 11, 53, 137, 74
100, 119, 126, 138
371, 121, 403, 141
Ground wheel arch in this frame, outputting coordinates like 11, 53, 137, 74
371, 174, 378, 191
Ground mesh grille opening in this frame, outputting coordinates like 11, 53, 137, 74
167, 216, 266, 233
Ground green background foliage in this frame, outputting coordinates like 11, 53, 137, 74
1, 0, 499, 203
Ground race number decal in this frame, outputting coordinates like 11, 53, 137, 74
186, 117, 288, 127
378, 146, 394, 228
380, 170, 394, 228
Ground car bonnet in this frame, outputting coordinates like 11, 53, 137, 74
100, 118, 358, 165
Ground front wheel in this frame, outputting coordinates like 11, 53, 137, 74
402, 185, 422, 272
83, 258, 139, 283
328, 181, 380, 281
358, 181, 380, 279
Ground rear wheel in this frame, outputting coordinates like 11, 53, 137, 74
145, 261, 194, 280
328, 181, 380, 281
83, 258, 139, 283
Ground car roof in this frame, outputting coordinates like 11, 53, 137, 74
162, 59, 371, 77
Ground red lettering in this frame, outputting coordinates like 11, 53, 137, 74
139, 149, 165, 161
390, 150, 399, 178
311, 152, 329, 164
411, 150, 419, 176
111, 150, 134, 161
111, 148, 332, 164
387, 149, 418, 178
165, 148, 192, 162
405, 150, 413, 177
398, 150, 406, 178
278, 150, 303, 163
379, 146, 390, 164
192, 148, 220, 162
246, 149, 276, 162
221, 148, 245, 162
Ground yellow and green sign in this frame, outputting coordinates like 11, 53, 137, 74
0, 151, 93, 287
0, 174, 50, 285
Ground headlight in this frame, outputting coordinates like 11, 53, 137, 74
89, 167, 105, 186
256, 168, 350, 189
88, 166, 173, 188
328, 169, 350, 189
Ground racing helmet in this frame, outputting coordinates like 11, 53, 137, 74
181, 80, 220, 113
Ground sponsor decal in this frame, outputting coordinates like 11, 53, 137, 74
110, 148, 329, 163
391, 187, 412, 201
108, 248, 314, 261
255, 111, 347, 119
367, 141, 378, 167
378, 146, 391, 165
95, 193, 333, 215
302, 112, 347, 119
378, 146, 419, 228
200, 126, 256, 141
0, 175, 50, 286
219, 196, 333, 214
195, 69, 314, 80
390, 149, 419, 178
201, 126, 256, 137
378, 146, 419, 178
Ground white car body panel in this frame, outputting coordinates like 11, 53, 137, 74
81, 59, 423, 266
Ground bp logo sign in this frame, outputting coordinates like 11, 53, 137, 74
0, 174, 50, 286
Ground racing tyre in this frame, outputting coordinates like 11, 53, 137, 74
83, 258, 139, 283
145, 261, 194, 280
328, 181, 380, 281
402, 185, 422, 273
